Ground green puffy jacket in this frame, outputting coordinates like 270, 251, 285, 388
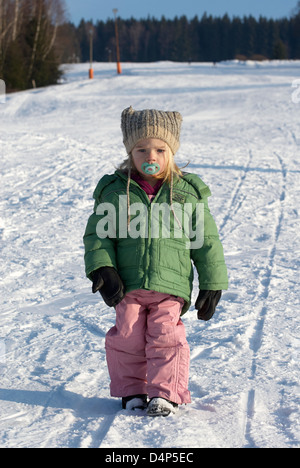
83, 170, 228, 314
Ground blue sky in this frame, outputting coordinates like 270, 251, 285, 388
64, 0, 298, 24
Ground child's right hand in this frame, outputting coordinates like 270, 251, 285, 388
91, 267, 125, 307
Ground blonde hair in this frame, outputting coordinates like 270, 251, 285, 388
118, 143, 182, 184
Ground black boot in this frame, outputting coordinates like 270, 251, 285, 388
122, 394, 148, 410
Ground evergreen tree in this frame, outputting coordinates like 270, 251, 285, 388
0, 0, 67, 91
290, 2, 300, 57
3, 39, 27, 90
273, 40, 287, 59
255, 17, 269, 58
231, 17, 243, 58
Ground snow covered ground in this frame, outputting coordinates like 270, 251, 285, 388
0, 60, 299, 448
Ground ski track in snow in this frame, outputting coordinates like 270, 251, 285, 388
0, 61, 299, 448
218, 148, 254, 236
242, 150, 286, 447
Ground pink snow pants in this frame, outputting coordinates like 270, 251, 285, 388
105, 289, 191, 405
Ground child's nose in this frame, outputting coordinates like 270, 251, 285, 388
146, 149, 156, 161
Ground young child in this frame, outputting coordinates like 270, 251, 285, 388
83, 106, 228, 417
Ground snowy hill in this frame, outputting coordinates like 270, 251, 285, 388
0, 61, 299, 448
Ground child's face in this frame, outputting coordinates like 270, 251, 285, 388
131, 138, 167, 183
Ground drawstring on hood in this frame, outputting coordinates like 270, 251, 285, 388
127, 165, 131, 230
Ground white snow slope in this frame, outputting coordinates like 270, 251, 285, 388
0, 61, 299, 449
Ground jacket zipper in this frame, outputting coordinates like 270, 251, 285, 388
130, 183, 166, 289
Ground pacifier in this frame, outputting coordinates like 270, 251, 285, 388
141, 162, 160, 175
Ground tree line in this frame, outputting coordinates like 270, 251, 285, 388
1, 0, 300, 92
77, 12, 300, 64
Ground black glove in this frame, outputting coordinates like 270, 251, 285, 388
195, 290, 222, 321
91, 267, 125, 307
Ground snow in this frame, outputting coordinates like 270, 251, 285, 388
0, 60, 299, 448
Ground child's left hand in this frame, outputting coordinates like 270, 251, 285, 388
195, 290, 222, 321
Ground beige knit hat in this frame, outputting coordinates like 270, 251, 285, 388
121, 106, 182, 155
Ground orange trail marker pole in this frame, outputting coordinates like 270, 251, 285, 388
113, 8, 122, 74
89, 27, 94, 79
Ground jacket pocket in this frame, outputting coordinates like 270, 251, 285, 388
157, 238, 192, 287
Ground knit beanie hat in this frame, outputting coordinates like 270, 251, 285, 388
121, 106, 182, 155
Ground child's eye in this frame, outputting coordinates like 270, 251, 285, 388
157, 149, 165, 153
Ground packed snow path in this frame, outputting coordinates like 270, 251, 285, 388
0, 61, 299, 448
